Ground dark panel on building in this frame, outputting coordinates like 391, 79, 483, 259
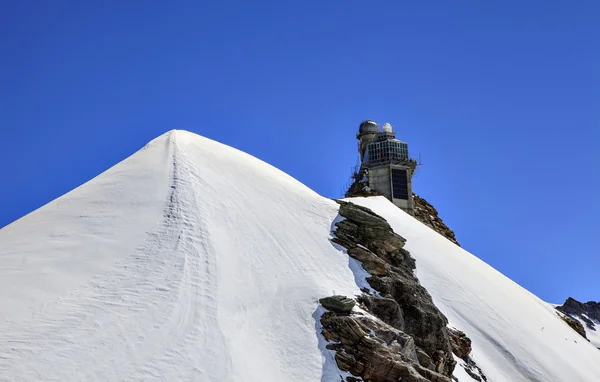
391, 169, 409, 200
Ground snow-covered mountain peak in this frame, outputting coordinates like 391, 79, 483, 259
0, 130, 360, 381
1, 130, 600, 381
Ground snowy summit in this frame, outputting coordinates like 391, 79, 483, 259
0, 130, 599, 381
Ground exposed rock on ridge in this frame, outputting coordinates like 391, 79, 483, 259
326, 200, 458, 381
413, 194, 460, 247
555, 311, 588, 339
448, 328, 487, 381
557, 298, 600, 329
556, 297, 600, 345
321, 309, 450, 382
319, 295, 356, 314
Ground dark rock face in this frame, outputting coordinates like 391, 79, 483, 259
319, 296, 356, 314
556, 297, 600, 346
413, 194, 460, 247
332, 200, 456, 379
358, 295, 405, 331
557, 297, 600, 328
448, 329, 471, 359
448, 329, 488, 381
320, 310, 451, 382
458, 357, 488, 382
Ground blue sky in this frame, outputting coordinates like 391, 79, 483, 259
1, 1, 599, 303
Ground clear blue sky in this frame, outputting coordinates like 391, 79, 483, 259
1, 1, 599, 303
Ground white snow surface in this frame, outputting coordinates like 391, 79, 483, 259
348, 196, 600, 382
2, 130, 600, 381
577, 316, 600, 349
0, 130, 360, 381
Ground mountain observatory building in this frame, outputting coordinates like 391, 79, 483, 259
347, 120, 418, 215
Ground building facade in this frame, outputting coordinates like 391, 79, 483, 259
355, 120, 417, 215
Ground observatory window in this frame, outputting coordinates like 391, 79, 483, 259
391, 169, 409, 200
366, 140, 411, 163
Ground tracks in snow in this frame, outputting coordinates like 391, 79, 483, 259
0, 133, 230, 381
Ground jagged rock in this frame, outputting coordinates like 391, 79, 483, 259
382, 276, 452, 374
334, 351, 356, 372
460, 357, 488, 382
338, 201, 396, 229
322, 328, 337, 342
448, 328, 472, 358
413, 194, 460, 247
464, 366, 483, 381
346, 246, 389, 276
320, 295, 356, 314
556, 312, 588, 339
321, 311, 451, 382
332, 200, 488, 380
416, 348, 434, 370
358, 295, 405, 331
448, 325, 489, 380
557, 297, 600, 328
334, 202, 410, 270
334, 200, 456, 377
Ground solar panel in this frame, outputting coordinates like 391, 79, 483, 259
391, 169, 409, 200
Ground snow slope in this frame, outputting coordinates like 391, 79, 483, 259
577, 316, 600, 349
586, 324, 600, 350
349, 196, 600, 382
2, 129, 600, 381
0, 130, 361, 381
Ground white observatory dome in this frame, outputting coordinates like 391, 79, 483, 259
382, 123, 393, 133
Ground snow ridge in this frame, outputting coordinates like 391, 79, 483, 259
0, 130, 361, 381
0, 132, 231, 380
137, 132, 231, 379
2, 130, 600, 381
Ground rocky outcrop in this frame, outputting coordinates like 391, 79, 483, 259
320, 309, 451, 382
331, 200, 457, 380
557, 297, 600, 329
456, 357, 488, 382
555, 312, 587, 339
319, 295, 356, 314
448, 329, 471, 359
556, 297, 600, 346
358, 295, 404, 330
413, 194, 460, 246
448, 328, 488, 381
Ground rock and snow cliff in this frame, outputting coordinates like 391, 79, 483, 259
1, 130, 599, 381
348, 197, 600, 381
557, 298, 600, 350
